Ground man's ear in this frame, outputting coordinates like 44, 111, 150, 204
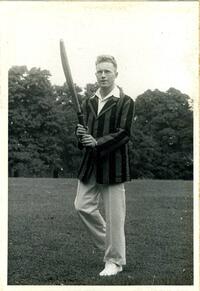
115, 71, 118, 78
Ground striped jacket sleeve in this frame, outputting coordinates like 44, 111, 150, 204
96, 96, 135, 157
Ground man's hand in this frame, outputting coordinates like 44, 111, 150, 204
76, 124, 87, 139
81, 134, 97, 148
76, 124, 97, 148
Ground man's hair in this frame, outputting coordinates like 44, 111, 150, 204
95, 55, 117, 70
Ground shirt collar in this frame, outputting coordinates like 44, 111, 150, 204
93, 86, 120, 101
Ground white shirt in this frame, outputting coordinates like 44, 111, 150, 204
94, 86, 120, 115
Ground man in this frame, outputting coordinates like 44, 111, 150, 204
74, 55, 134, 276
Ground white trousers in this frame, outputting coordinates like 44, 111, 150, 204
74, 172, 126, 266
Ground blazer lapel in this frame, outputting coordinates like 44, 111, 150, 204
88, 96, 98, 118
97, 96, 119, 118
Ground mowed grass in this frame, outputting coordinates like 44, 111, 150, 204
8, 178, 193, 285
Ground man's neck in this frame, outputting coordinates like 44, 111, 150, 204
100, 85, 115, 99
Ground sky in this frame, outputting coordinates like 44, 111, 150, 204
0, 1, 198, 100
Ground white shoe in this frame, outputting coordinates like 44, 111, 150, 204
99, 262, 122, 276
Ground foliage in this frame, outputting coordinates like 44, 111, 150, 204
84, 82, 98, 98
130, 88, 193, 179
52, 83, 83, 176
9, 67, 72, 176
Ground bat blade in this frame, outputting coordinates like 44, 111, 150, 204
60, 39, 81, 114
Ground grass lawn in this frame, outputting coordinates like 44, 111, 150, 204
8, 178, 193, 285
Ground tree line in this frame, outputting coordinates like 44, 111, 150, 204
8, 66, 193, 179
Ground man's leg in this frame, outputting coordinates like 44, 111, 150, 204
74, 173, 106, 251
99, 183, 126, 276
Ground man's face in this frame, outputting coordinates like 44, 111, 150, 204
95, 62, 118, 90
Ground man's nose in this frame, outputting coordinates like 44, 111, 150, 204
101, 71, 106, 77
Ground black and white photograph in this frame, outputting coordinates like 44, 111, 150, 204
0, 1, 199, 290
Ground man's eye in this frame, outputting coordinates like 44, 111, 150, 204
97, 70, 111, 75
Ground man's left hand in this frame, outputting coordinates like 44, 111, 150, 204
81, 134, 97, 148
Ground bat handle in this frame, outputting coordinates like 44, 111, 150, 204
77, 112, 86, 128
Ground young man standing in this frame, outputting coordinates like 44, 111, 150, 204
75, 55, 134, 276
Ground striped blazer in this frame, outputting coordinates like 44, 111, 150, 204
77, 89, 135, 184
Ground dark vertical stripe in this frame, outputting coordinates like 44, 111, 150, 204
78, 150, 89, 178
83, 149, 94, 181
120, 98, 131, 128
96, 103, 104, 183
91, 96, 98, 115
88, 97, 98, 118
102, 154, 109, 184
97, 114, 105, 137
93, 118, 98, 138
109, 152, 116, 183
125, 100, 134, 133
125, 144, 130, 179
90, 116, 95, 136
97, 153, 104, 183
116, 96, 126, 128
87, 113, 95, 135
115, 149, 122, 179
109, 105, 117, 133
114, 96, 124, 128
120, 146, 126, 181
103, 109, 112, 135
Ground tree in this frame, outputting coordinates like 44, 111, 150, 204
52, 83, 83, 177
84, 82, 98, 98
9, 66, 64, 176
130, 88, 193, 179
